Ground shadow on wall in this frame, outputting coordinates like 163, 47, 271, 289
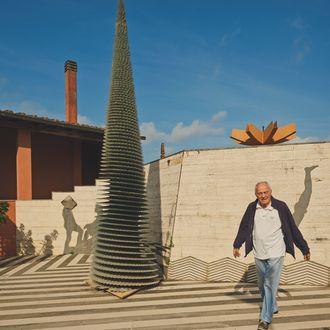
16, 224, 58, 256
146, 161, 166, 279
16, 224, 35, 255
293, 165, 318, 227
61, 195, 96, 254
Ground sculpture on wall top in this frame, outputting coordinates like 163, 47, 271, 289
89, 0, 161, 297
231, 121, 296, 145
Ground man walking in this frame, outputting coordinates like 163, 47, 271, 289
233, 182, 310, 330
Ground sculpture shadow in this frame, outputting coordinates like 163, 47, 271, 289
61, 196, 83, 254
61, 195, 98, 254
80, 205, 98, 254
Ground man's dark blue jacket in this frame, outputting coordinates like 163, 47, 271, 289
233, 196, 310, 258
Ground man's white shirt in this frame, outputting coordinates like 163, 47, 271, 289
253, 203, 286, 259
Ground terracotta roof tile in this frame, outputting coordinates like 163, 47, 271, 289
0, 109, 104, 133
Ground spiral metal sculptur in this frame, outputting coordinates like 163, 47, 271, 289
90, 0, 161, 292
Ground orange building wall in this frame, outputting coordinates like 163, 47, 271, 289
16, 127, 32, 200
0, 127, 101, 200
0, 127, 17, 200
32, 133, 75, 199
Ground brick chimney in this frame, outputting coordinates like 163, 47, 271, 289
64, 60, 77, 124
160, 142, 165, 159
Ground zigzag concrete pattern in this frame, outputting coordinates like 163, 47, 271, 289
1, 255, 330, 329
168, 256, 330, 286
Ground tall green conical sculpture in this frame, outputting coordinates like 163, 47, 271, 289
90, 0, 161, 296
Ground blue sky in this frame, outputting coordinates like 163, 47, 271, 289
0, 0, 329, 162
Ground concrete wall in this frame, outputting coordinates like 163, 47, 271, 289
14, 151, 185, 257
169, 142, 330, 267
144, 152, 184, 267
13, 142, 330, 283
16, 185, 98, 255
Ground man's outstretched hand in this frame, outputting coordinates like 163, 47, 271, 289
233, 248, 241, 258
304, 253, 311, 261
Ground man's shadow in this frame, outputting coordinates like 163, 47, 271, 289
81, 205, 99, 253
293, 165, 318, 227
233, 264, 291, 307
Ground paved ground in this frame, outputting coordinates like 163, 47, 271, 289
1, 254, 330, 330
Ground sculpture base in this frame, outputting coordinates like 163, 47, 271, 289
85, 279, 143, 299
107, 288, 139, 299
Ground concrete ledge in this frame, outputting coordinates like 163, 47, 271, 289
168, 257, 330, 286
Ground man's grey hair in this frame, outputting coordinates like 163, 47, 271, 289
255, 181, 272, 194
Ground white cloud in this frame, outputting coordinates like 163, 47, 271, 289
288, 17, 310, 64
140, 122, 168, 143
170, 120, 225, 142
220, 27, 241, 47
16, 100, 48, 116
140, 112, 227, 144
291, 135, 320, 143
2, 99, 96, 126
78, 114, 94, 125
211, 111, 227, 123
293, 37, 311, 63
289, 17, 305, 30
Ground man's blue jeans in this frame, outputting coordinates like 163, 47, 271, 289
255, 257, 284, 323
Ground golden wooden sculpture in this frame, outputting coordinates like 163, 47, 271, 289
231, 121, 296, 145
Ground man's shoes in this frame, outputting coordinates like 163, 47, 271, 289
257, 320, 270, 330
